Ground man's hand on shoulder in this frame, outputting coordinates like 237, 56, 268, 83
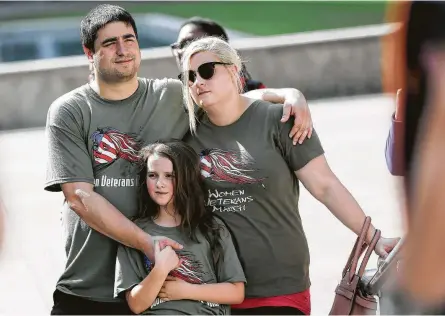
280, 89, 313, 145
244, 87, 314, 145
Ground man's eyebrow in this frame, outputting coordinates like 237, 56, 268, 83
123, 34, 136, 40
101, 37, 117, 46
101, 34, 136, 45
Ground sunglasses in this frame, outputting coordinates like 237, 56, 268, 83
178, 62, 232, 83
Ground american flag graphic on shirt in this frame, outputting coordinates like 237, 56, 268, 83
91, 127, 142, 166
199, 147, 265, 185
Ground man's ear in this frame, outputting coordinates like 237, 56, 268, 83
83, 45, 94, 62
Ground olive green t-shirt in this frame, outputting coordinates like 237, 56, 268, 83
185, 100, 325, 298
115, 218, 246, 315
44, 78, 188, 301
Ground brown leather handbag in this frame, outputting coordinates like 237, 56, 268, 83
329, 217, 382, 315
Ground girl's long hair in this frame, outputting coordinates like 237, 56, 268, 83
137, 139, 224, 267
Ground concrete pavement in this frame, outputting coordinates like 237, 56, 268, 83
0, 94, 404, 315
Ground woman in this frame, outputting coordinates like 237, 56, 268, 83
173, 36, 400, 315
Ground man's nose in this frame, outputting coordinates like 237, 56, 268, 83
116, 39, 127, 56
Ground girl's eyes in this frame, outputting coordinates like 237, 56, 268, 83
147, 173, 175, 178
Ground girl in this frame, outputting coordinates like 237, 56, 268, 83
114, 139, 246, 315
176, 36, 401, 315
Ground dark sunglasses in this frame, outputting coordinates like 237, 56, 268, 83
178, 62, 232, 83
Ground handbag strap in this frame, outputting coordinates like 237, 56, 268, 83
358, 229, 381, 277
342, 216, 372, 282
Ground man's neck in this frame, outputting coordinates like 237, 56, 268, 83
207, 94, 250, 126
90, 77, 139, 101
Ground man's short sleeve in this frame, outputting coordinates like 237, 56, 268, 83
44, 98, 94, 192
215, 219, 246, 284
115, 244, 143, 299
152, 78, 189, 140
273, 105, 325, 171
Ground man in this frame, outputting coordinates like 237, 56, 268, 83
170, 16, 266, 92
45, 4, 315, 315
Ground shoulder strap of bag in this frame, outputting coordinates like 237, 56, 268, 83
342, 216, 371, 282
358, 229, 382, 278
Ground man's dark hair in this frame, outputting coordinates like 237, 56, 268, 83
80, 4, 138, 52
181, 17, 229, 42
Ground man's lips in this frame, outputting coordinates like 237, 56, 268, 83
115, 59, 133, 64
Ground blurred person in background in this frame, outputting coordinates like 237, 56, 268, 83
0, 196, 4, 258
170, 17, 267, 92
382, 0, 411, 178
384, 89, 405, 177
45, 3, 314, 315
381, 1, 445, 313
402, 40, 445, 314
400, 1, 445, 312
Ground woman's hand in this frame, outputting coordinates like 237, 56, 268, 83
375, 236, 401, 258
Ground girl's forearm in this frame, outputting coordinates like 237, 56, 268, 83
126, 266, 169, 314
184, 282, 244, 305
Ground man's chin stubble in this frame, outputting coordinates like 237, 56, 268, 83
99, 69, 138, 83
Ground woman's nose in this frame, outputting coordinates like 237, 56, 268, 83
194, 75, 206, 87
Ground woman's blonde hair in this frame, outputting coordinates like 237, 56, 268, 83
180, 36, 243, 133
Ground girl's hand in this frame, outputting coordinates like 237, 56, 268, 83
145, 236, 183, 262
154, 241, 181, 274
158, 276, 191, 301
